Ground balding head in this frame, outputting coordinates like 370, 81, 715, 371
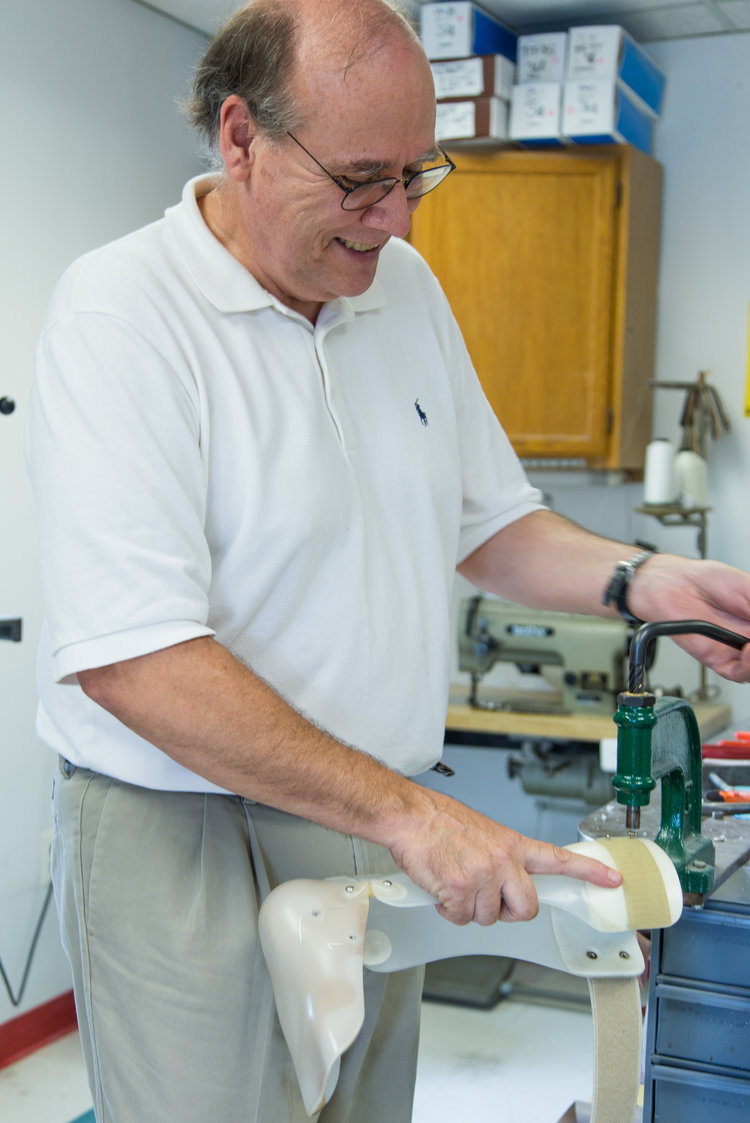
186, 0, 424, 158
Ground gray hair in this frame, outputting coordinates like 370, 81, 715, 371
184, 1, 301, 160
184, 0, 420, 163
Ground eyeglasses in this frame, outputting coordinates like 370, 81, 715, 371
286, 132, 455, 211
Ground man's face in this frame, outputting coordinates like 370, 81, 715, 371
236, 39, 437, 321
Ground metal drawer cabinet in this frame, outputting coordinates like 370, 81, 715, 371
643, 870, 750, 1121
648, 1064, 750, 1121
651, 981, 750, 1072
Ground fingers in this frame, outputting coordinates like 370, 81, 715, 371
524, 839, 623, 888
434, 865, 540, 927
391, 793, 623, 930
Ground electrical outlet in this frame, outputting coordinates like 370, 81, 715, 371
40, 828, 54, 886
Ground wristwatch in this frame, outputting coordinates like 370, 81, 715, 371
602, 550, 655, 626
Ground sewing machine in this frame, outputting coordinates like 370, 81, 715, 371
458, 596, 631, 717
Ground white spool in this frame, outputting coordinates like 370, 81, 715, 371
643, 438, 678, 505
675, 450, 708, 509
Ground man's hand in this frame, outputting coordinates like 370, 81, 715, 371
628, 554, 750, 681
388, 789, 622, 927
459, 510, 750, 684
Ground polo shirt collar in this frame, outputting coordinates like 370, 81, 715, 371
167, 174, 387, 324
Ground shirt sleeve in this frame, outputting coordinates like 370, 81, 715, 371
26, 308, 215, 683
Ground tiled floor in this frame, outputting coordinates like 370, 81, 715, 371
0, 982, 595, 1123
0, 1029, 92, 1122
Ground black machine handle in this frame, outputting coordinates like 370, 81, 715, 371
629, 619, 749, 693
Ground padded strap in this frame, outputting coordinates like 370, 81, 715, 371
588, 976, 643, 1123
597, 837, 672, 930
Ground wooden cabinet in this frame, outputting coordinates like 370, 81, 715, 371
408, 145, 662, 470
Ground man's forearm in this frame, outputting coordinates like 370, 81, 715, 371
77, 632, 623, 925
77, 635, 422, 846
458, 508, 636, 615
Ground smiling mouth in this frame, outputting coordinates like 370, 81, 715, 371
337, 237, 382, 253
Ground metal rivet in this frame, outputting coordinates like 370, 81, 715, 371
382, 879, 392, 888
347, 931, 358, 941
345, 884, 355, 893
619, 950, 630, 959
586, 950, 598, 960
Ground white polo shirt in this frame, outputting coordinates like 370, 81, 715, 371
26, 174, 543, 790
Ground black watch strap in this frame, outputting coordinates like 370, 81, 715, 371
602, 550, 655, 626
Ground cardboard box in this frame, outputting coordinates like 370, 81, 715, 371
435, 96, 509, 141
566, 26, 666, 117
432, 54, 516, 101
562, 79, 654, 153
517, 32, 568, 84
509, 82, 567, 146
420, 2, 517, 61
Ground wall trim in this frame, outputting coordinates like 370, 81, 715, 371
0, 990, 77, 1070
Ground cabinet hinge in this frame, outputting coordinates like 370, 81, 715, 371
615, 180, 623, 209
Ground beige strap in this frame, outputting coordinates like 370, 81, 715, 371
588, 975, 642, 1123
597, 836, 673, 930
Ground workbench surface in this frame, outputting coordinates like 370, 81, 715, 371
446, 689, 731, 744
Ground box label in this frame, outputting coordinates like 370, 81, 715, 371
567, 26, 622, 80
432, 57, 484, 99
420, 3, 472, 60
518, 33, 567, 83
510, 83, 562, 138
435, 100, 477, 140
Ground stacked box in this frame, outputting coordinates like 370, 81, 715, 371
509, 82, 567, 147
517, 32, 568, 83
431, 54, 515, 101
436, 96, 509, 142
566, 25, 666, 117
420, 2, 517, 61
563, 79, 653, 154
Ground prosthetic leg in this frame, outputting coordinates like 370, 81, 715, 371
259, 837, 682, 1121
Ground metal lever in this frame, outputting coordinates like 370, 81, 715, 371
628, 619, 748, 693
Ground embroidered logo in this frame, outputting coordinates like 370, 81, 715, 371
414, 399, 428, 427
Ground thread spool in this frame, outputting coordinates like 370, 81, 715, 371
643, 438, 679, 505
675, 450, 708, 509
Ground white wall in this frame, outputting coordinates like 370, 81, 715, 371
0, 0, 206, 1025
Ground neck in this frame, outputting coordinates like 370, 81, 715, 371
196, 183, 323, 324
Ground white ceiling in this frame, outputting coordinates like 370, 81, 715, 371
137, 0, 750, 41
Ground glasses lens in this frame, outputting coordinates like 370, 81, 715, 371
404, 163, 454, 199
339, 159, 455, 210
341, 179, 399, 211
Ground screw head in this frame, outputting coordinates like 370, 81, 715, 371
586, 950, 598, 960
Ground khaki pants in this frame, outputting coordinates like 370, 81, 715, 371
52, 760, 423, 1122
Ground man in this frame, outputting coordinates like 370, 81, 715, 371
25, 1, 750, 1120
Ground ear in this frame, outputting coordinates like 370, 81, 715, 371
218, 95, 259, 182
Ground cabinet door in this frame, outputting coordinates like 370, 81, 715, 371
409, 149, 627, 464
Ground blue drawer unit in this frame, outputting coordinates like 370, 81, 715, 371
649, 1064, 750, 1121
643, 867, 750, 1121
653, 983, 750, 1071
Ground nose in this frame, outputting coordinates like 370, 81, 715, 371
360, 182, 416, 239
